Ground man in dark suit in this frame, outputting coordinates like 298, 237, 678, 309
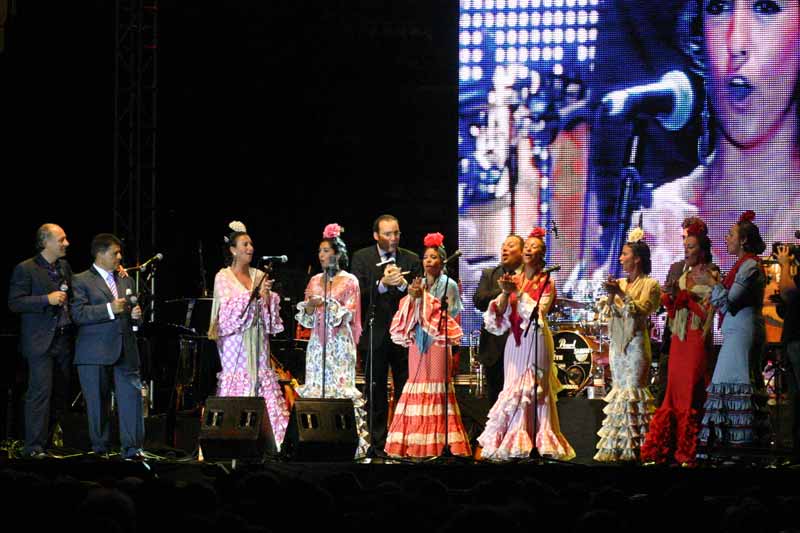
71, 233, 145, 460
351, 214, 421, 451
472, 234, 524, 405
8, 224, 73, 457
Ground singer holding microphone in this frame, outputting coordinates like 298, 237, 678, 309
295, 224, 369, 457
8, 224, 74, 458
477, 228, 574, 461
384, 233, 471, 458
70, 233, 145, 460
594, 228, 660, 463
207, 221, 289, 450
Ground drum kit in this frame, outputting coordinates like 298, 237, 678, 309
549, 296, 610, 395
463, 294, 611, 399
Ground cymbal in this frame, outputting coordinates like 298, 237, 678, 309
556, 298, 593, 309
163, 297, 214, 304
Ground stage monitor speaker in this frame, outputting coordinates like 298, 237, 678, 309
199, 396, 276, 460
282, 398, 357, 461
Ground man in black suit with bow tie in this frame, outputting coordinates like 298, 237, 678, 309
8, 224, 74, 457
71, 233, 145, 460
351, 214, 421, 451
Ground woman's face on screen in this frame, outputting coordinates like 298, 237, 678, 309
703, 0, 800, 147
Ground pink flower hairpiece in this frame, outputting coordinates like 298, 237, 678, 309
738, 210, 756, 224
323, 223, 343, 239
528, 227, 546, 239
423, 232, 445, 248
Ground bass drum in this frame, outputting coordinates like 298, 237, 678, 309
552, 329, 604, 394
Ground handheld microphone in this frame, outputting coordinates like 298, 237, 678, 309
125, 288, 139, 332
376, 256, 396, 267
601, 70, 694, 131
542, 264, 561, 274
261, 255, 288, 263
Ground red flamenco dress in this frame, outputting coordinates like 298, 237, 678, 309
640, 271, 713, 465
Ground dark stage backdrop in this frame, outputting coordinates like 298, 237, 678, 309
0, 1, 460, 339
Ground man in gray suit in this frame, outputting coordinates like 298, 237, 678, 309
8, 224, 73, 457
71, 233, 145, 460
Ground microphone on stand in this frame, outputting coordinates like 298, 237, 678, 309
125, 253, 164, 272
444, 250, 462, 265
262, 255, 289, 263
601, 70, 695, 131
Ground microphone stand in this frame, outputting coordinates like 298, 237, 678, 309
364, 263, 379, 459
609, 118, 646, 278
321, 264, 334, 399
198, 240, 209, 298
241, 260, 268, 396
437, 269, 454, 458
522, 268, 550, 462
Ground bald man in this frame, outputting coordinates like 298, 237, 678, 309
8, 224, 74, 457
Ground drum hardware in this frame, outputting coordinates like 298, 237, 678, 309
552, 329, 607, 396
468, 329, 486, 398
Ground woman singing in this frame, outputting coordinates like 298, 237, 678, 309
477, 228, 574, 461
295, 224, 369, 457
385, 233, 471, 458
594, 228, 660, 462
208, 221, 289, 449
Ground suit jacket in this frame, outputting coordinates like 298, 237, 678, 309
350, 245, 421, 351
8, 254, 73, 359
70, 266, 140, 367
473, 264, 508, 367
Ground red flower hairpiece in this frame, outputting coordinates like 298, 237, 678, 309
738, 210, 756, 224
529, 227, 546, 239
686, 221, 707, 238
323, 223, 343, 239
423, 232, 445, 248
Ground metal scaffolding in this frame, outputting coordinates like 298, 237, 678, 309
113, 0, 158, 265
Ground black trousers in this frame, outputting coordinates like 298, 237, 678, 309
484, 357, 504, 407
362, 337, 408, 449
24, 332, 72, 454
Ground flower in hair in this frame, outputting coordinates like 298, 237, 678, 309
738, 210, 756, 224
323, 223, 343, 239
627, 226, 645, 243
423, 232, 445, 248
686, 221, 707, 238
225, 220, 247, 243
529, 227, 546, 239
228, 221, 247, 233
